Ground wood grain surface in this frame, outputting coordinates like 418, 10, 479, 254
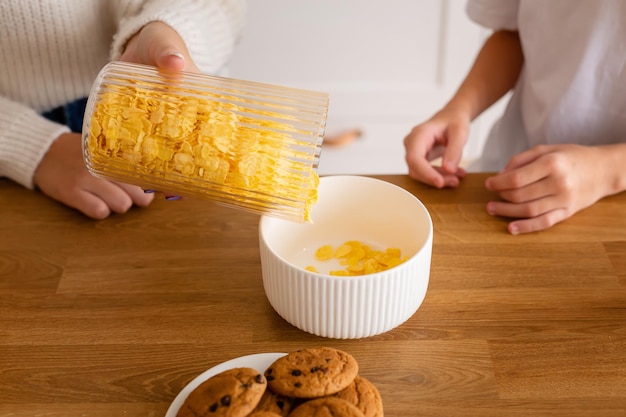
1, 174, 625, 417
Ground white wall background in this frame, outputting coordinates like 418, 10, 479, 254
228, 0, 507, 175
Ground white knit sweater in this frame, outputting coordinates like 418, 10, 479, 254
0, 0, 246, 188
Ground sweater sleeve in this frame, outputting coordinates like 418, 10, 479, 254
0, 96, 70, 189
110, 0, 247, 75
466, 0, 520, 31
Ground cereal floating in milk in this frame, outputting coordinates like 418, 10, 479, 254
309, 240, 408, 276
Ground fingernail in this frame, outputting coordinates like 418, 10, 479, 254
509, 224, 519, 235
486, 202, 495, 215
165, 195, 182, 201
143, 189, 155, 194
167, 51, 185, 60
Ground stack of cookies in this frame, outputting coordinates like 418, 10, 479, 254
177, 347, 383, 417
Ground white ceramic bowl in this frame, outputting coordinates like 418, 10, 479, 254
258, 175, 433, 339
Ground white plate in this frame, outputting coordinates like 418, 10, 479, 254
165, 352, 287, 417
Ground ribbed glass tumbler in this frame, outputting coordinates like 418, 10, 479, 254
82, 62, 329, 222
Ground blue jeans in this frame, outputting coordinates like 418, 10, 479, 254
42, 97, 88, 133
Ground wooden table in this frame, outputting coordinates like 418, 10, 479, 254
1, 174, 625, 417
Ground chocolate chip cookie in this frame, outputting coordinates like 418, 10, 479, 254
288, 397, 365, 417
253, 388, 293, 416
264, 347, 359, 398
176, 367, 266, 417
333, 375, 384, 417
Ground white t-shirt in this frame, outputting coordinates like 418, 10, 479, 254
467, 0, 626, 171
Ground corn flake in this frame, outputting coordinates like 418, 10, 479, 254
315, 245, 335, 261
305, 240, 409, 276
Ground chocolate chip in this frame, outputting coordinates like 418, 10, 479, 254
255, 374, 264, 383
266, 368, 273, 375
294, 382, 302, 388
291, 369, 302, 376
209, 402, 218, 412
310, 366, 319, 372
266, 375, 275, 381
221, 395, 231, 406
277, 400, 285, 410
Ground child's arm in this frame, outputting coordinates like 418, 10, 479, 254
404, 30, 524, 188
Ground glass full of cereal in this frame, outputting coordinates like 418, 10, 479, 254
82, 62, 329, 223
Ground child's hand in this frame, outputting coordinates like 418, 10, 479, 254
33, 132, 154, 219
119, 21, 200, 73
403, 107, 468, 188
485, 144, 612, 234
